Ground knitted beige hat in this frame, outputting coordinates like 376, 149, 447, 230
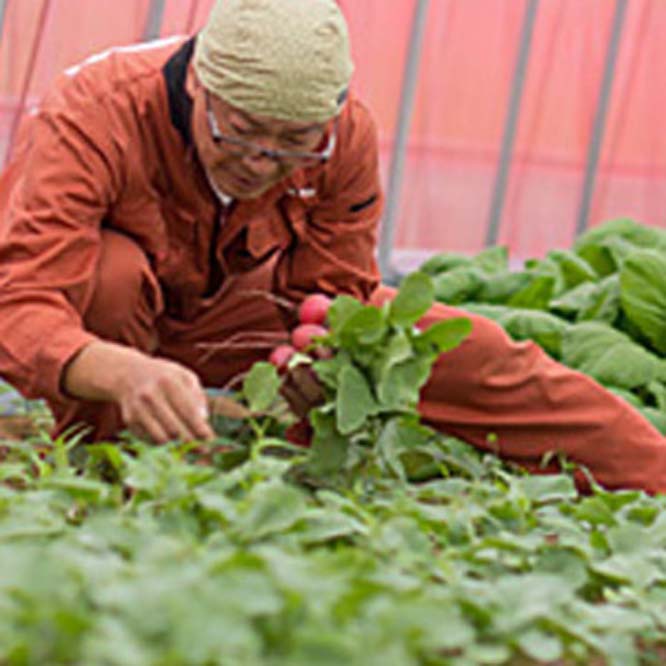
194, 0, 353, 123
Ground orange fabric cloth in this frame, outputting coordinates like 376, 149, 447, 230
374, 286, 666, 494
0, 36, 382, 405
50, 228, 292, 441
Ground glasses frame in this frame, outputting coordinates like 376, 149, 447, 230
204, 91, 337, 166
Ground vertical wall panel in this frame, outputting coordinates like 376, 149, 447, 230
394, 0, 528, 256
1, 0, 666, 263
500, 0, 618, 260
591, 0, 666, 230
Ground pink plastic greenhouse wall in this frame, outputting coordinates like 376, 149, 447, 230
1, 0, 666, 263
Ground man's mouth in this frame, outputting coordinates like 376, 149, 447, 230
230, 171, 265, 191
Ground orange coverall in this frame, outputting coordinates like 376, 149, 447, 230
0, 36, 665, 493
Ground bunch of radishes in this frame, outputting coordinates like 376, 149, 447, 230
269, 294, 333, 372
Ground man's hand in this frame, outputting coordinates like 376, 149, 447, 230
269, 294, 332, 419
280, 362, 326, 419
114, 355, 214, 443
63, 340, 215, 444
270, 341, 324, 418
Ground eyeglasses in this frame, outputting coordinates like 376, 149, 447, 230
204, 91, 336, 166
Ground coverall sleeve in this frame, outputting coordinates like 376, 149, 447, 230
274, 99, 382, 302
0, 84, 122, 402
372, 286, 666, 494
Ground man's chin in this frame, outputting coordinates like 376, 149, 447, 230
221, 176, 275, 200
232, 184, 270, 200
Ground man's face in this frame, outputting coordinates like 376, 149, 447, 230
193, 89, 331, 200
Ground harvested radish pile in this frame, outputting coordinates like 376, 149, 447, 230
2, 220, 666, 665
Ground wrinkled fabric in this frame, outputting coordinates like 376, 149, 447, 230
0, 36, 382, 406
194, 0, 353, 122
50, 228, 291, 441
373, 286, 666, 495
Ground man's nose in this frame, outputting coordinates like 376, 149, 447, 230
241, 147, 281, 175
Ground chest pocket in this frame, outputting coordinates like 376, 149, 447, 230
222, 203, 294, 274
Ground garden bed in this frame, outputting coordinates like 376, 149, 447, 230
2, 219, 666, 665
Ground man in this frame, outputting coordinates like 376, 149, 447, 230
0, 0, 665, 493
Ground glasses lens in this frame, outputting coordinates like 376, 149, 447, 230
206, 91, 333, 165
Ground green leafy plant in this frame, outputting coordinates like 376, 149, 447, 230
4, 220, 666, 664
271, 273, 472, 484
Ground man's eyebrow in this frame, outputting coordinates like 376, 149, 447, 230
285, 124, 323, 136
234, 108, 323, 135
233, 108, 266, 130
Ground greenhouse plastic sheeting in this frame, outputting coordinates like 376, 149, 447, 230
2, 0, 666, 264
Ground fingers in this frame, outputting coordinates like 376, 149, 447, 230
131, 408, 171, 444
171, 371, 215, 440
269, 295, 334, 419
144, 389, 209, 443
119, 360, 214, 444
280, 383, 311, 419
290, 365, 325, 402
281, 365, 326, 419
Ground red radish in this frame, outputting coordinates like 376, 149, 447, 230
298, 294, 332, 326
269, 344, 296, 371
291, 323, 329, 351
284, 419, 313, 447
